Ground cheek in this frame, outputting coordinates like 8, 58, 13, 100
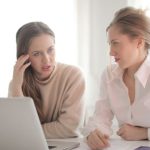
30, 59, 40, 69
121, 44, 133, 56
51, 53, 55, 61
30, 63, 37, 70
122, 46, 136, 65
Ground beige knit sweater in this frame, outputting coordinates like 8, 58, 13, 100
8, 62, 85, 139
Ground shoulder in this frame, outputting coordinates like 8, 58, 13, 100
56, 62, 84, 77
56, 63, 85, 88
101, 64, 118, 82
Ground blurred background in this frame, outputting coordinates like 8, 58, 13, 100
0, 0, 149, 116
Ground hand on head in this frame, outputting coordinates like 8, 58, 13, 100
12, 54, 31, 91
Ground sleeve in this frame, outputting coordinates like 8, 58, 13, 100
42, 67, 86, 138
82, 68, 114, 137
8, 80, 24, 97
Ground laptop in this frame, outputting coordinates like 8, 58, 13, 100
0, 97, 80, 150
47, 140, 80, 150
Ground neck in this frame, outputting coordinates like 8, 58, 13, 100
124, 70, 134, 79
125, 52, 147, 78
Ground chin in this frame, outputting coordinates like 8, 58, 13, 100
118, 64, 126, 69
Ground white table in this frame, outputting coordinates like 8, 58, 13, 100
76, 138, 150, 150
47, 135, 150, 150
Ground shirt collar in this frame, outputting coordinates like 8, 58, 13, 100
109, 54, 150, 88
135, 54, 150, 88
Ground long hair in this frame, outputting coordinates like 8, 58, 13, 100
16, 22, 55, 123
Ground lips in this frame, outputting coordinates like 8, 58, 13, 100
115, 58, 120, 62
42, 65, 51, 71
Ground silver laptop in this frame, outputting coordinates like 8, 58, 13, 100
0, 97, 80, 150
0, 97, 49, 150
47, 140, 80, 150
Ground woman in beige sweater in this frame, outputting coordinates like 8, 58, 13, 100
8, 22, 85, 139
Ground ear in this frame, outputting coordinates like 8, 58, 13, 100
137, 38, 145, 49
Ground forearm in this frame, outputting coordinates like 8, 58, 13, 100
42, 121, 79, 139
8, 81, 23, 97
140, 128, 148, 140
11, 87, 24, 97
42, 106, 83, 139
117, 124, 148, 140
138, 127, 148, 140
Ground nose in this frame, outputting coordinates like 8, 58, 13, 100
42, 53, 50, 64
109, 47, 116, 56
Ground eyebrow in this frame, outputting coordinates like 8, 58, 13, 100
109, 39, 119, 43
31, 46, 54, 53
31, 50, 40, 53
111, 39, 119, 42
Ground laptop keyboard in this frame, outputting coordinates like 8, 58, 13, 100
48, 146, 56, 149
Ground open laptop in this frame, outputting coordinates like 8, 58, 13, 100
0, 97, 80, 150
47, 140, 80, 150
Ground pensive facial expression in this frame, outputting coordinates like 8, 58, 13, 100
28, 34, 55, 80
107, 25, 144, 69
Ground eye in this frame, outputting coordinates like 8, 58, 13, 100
32, 51, 40, 56
47, 47, 54, 53
111, 41, 119, 46
109, 41, 119, 48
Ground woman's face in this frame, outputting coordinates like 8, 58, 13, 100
107, 25, 143, 69
28, 34, 55, 80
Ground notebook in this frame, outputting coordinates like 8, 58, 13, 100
0, 97, 80, 150
134, 146, 150, 150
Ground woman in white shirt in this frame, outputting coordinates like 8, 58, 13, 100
83, 7, 150, 150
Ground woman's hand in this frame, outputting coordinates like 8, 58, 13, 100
87, 129, 110, 150
117, 124, 148, 140
11, 54, 31, 96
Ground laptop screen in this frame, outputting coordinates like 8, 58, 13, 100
0, 97, 49, 150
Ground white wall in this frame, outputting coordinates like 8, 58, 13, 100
76, 0, 128, 114
0, 0, 78, 97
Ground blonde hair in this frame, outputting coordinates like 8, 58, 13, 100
107, 7, 150, 50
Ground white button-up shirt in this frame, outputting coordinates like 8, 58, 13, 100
83, 55, 150, 140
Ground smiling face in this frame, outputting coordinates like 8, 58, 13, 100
28, 33, 55, 80
107, 25, 144, 70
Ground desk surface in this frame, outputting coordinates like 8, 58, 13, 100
47, 136, 150, 150
77, 138, 150, 150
